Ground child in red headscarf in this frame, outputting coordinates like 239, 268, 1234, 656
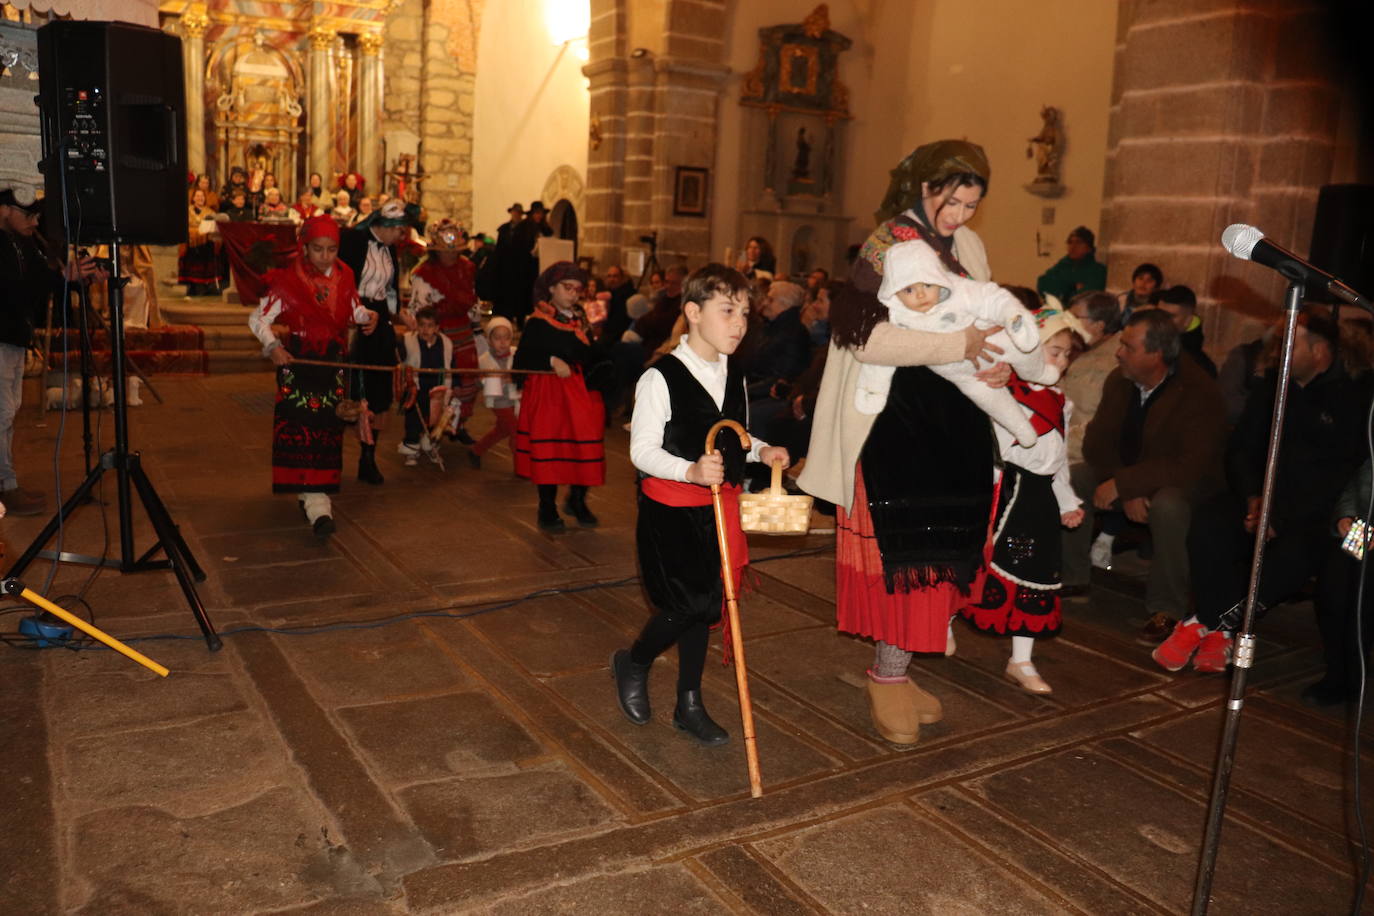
512, 261, 611, 531
248, 215, 380, 536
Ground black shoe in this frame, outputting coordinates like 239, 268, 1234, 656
453, 427, 476, 446
563, 497, 599, 528
611, 649, 652, 725
467, 450, 482, 470
312, 515, 335, 538
1300, 679, 1355, 708
672, 689, 729, 746
538, 504, 566, 532
357, 447, 384, 485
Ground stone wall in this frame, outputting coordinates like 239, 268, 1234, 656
383, 0, 480, 226
1100, 0, 1350, 354
582, 0, 727, 272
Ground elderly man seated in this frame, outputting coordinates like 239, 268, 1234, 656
1063, 310, 1227, 628
1152, 308, 1369, 673
741, 279, 812, 489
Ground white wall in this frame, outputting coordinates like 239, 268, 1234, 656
471, 0, 590, 236
712, 0, 1117, 286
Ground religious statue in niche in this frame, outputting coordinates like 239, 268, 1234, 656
792, 128, 812, 183
1025, 105, 1065, 198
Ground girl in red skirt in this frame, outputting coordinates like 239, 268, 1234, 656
512, 262, 611, 531
408, 219, 481, 442
960, 307, 1086, 694
248, 215, 379, 536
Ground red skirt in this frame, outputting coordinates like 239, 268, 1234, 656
836, 469, 984, 653
514, 373, 605, 485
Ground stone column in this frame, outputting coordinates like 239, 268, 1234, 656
1100, 1, 1344, 353
180, 6, 209, 179
357, 31, 383, 193
581, 57, 628, 270
307, 24, 336, 183
649, 57, 729, 265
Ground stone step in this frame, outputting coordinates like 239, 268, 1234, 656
207, 350, 267, 374
160, 299, 256, 329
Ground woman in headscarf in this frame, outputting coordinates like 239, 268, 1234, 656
512, 261, 611, 531
408, 219, 481, 442
247, 215, 379, 536
797, 140, 1015, 747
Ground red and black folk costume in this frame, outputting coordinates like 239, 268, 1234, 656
409, 220, 480, 432
248, 216, 371, 533
512, 261, 608, 529
612, 338, 761, 746
177, 201, 220, 296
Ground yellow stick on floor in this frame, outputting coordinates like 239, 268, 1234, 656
20, 589, 170, 677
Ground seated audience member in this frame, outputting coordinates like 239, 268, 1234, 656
800, 280, 833, 349
1217, 332, 1269, 426
257, 187, 290, 220
221, 188, 255, 222
1119, 262, 1163, 320
1312, 460, 1374, 705
805, 267, 829, 297
601, 264, 634, 344
1062, 291, 1124, 464
330, 190, 356, 228
1037, 225, 1107, 304
1153, 309, 1369, 673
1151, 284, 1216, 377
740, 280, 811, 487
607, 268, 686, 417
353, 196, 374, 227
292, 190, 320, 223
1062, 310, 1226, 625
735, 235, 776, 281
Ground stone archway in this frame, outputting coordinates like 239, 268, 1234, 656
542, 165, 586, 220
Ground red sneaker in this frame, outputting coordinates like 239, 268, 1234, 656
1151, 620, 1206, 672
1192, 631, 1232, 673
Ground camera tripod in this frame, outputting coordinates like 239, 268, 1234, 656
7, 244, 220, 651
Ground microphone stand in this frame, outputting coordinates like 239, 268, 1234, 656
1190, 280, 1304, 913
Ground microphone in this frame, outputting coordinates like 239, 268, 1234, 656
1221, 223, 1371, 309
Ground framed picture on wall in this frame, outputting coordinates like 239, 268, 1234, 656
673, 167, 709, 217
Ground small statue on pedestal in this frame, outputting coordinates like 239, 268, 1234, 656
1025, 106, 1065, 198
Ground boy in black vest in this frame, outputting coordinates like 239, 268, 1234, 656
611, 264, 789, 745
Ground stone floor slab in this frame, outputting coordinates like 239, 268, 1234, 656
966, 748, 1350, 914
754, 804, 1068, 915
396, 761, 619, 860
275, 622, 473, 705
469, 594, 630, 678
458, 863, 729, 915
337, 691, 544, 783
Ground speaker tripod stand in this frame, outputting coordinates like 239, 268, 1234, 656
7, 244, 220, 651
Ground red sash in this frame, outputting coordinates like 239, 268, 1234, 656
641, 477, 750, 661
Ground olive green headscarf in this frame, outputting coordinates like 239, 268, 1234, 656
873, 139, 991, 224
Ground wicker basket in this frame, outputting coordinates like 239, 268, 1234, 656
739, 461, 813, 535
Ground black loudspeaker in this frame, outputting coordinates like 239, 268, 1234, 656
35, 20, 187, 245
1309, 183, 1374, 302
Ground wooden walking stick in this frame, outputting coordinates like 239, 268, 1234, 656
704, 419, 763, 798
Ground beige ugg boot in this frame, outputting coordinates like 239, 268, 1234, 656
866, 679, 920, 745
908, 680, 944, 724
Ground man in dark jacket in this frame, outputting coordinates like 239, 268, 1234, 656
741, 280, 812, 489
0, 188, 104, 515
1065, 309, 1227, 621
1153, 309, 1369, 673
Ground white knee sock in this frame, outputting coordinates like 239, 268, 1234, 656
1010, 635, 1035, 665
299, 492, 331, 524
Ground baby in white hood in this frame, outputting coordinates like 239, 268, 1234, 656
858, 240, 1058, 446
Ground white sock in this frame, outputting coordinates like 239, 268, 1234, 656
1010, 635, 1035, 665
300, 491, 331, 524
1093, 532, 1116, 549
1181, 614, 1207, 634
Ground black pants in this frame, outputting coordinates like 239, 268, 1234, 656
403, 383, 438, 445
1316, 543, 1374, 691
1188, 493, 1327, 629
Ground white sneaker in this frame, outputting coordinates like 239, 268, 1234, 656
1090, 538, 1113, 570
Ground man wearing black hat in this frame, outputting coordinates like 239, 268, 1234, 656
0, 188, 104, 515
485, 203, 526, 324
339, 198, 412, 484
507, 201, 554, 325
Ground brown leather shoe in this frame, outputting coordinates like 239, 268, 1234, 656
2, 488, 46, 517
1136, 612, 1178, 645
866, 679, 920, 745
1004, 660, 1053, 695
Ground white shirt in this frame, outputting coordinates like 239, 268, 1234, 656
630, 337, 768, 482
992, 384, 1081, 514
357, 229, 395, 304
247, 265, 374, 357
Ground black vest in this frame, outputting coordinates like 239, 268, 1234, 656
653, 352, 748, 485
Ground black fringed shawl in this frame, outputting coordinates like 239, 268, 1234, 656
859, 366, 996, 594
